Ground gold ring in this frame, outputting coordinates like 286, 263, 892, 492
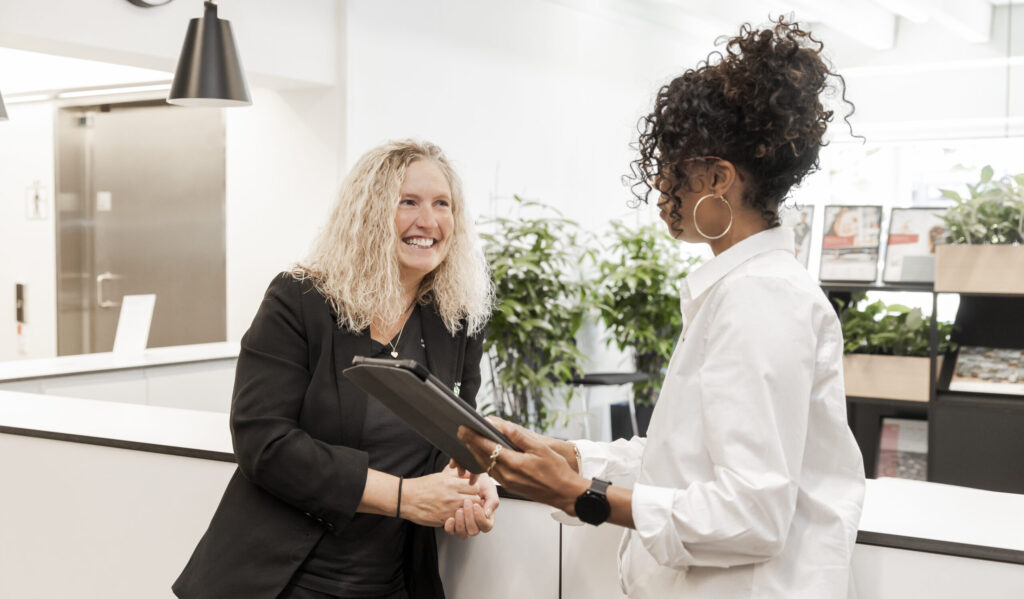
486, 444, 503, 474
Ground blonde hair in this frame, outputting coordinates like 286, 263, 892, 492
294, 140, 492, 336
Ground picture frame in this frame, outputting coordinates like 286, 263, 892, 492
875, 417, 928, 480
818, 205, 883, 283
882, 207, 948, 284
781, 204, 814, 269
949, 346, 1024, 396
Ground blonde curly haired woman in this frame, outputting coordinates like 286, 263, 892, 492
175, 140, 496, 599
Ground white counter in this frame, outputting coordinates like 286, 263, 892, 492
0, 389, 232, 457
0, 341, 239, 382
860, 476, 1024, 551
0, 343, 239, 413
1, 389, 1022, 598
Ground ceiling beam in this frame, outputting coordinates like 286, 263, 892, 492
871, 0, 931, 23
784, 0, 898, 50
548, 0, 731, 43
872, 0, 993, 42
931, 0, 993, 43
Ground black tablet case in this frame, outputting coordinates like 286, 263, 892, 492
343, 357, 519, 474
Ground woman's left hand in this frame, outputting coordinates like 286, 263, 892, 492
458, 418, 588, 515
441, 463, 499, 539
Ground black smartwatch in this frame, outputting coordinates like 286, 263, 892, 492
574, 478, 612, 526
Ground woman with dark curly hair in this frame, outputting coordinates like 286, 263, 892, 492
458, 18, 865, 598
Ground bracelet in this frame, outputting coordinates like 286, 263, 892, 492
571, 442, 582, 474
396, 476, 404, 519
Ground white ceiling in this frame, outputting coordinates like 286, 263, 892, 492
2, 0, 1020, 99
0, 47, 171, 96
565, 0, 1022, 50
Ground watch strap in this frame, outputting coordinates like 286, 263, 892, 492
588, 477, 612, 496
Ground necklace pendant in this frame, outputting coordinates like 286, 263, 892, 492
391, 350, 399, 358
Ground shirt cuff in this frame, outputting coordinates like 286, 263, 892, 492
631, 482, 692, 568
572, 439, 607, 480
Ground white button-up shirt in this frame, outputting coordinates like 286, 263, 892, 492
576, 226, 865, 599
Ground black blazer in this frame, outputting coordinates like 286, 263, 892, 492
173, 273, 484, 599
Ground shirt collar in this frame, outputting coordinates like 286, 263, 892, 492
681, 226, 795, 307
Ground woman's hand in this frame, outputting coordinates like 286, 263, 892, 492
442, 468, 500, 540
401, 466, 483, 527
458, 418, 589, 515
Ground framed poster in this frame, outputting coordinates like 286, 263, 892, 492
949, 346, 1024, 396
819, 205, 883, 283
882, 207, 948, 283
876, 417, 927, 480
781, 204, 814, 269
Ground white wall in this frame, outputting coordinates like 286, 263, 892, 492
224, 84, 346, 341
0, 102, 57, 361
344, 0, 706, 233
0, 1, 347, 356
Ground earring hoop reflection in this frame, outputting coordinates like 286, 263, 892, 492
692, 194, 733, 240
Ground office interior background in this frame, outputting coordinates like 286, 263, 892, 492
1, 1, 1023, 597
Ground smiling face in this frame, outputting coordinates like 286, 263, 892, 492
395, 159, 454, 286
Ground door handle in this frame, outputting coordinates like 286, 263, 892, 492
96, 272, 122, 309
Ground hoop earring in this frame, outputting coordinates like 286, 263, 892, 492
692, 193, 733, 240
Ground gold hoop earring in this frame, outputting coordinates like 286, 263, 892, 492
692, 194, 733, 240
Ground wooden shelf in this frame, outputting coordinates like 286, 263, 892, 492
846, 395, 929, 411
821, 282, 934, 293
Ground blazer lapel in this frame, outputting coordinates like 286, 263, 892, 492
333, 323, 371, 448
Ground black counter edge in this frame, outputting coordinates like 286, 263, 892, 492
856, 530, 1024, 565
0, 425, 236, 463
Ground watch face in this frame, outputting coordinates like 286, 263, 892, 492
575, 491, 611, 525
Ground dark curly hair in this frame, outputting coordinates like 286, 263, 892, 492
627, 17, 856, 227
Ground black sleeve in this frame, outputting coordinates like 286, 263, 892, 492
230, 273, 369, 531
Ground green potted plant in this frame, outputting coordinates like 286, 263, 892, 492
481, 196, 591, 432
594, 221, 699, 435
839, 293, 954, 402
936, 165, 1024, 294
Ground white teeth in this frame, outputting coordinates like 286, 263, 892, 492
404, 238, 435, 248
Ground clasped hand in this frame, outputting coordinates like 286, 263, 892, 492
404, 463, 499, 540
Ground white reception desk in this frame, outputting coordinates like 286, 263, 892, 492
1, 350, 1022, 598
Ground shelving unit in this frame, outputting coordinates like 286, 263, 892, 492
929, 293, 1024, 494
823, 282, 938, 480
826, 283, 1024, 494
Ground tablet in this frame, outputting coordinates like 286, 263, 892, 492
343, 356, 521, 474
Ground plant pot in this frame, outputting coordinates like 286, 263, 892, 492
610, 402, 653, 440
935, 244, 1024, 294
843, 354, 939, 403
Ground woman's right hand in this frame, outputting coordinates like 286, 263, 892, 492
401, 467, 484, 527
451, 418, 579, 474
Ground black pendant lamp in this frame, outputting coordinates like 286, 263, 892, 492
0, 89, 8, 121
168, 1, 251, 107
